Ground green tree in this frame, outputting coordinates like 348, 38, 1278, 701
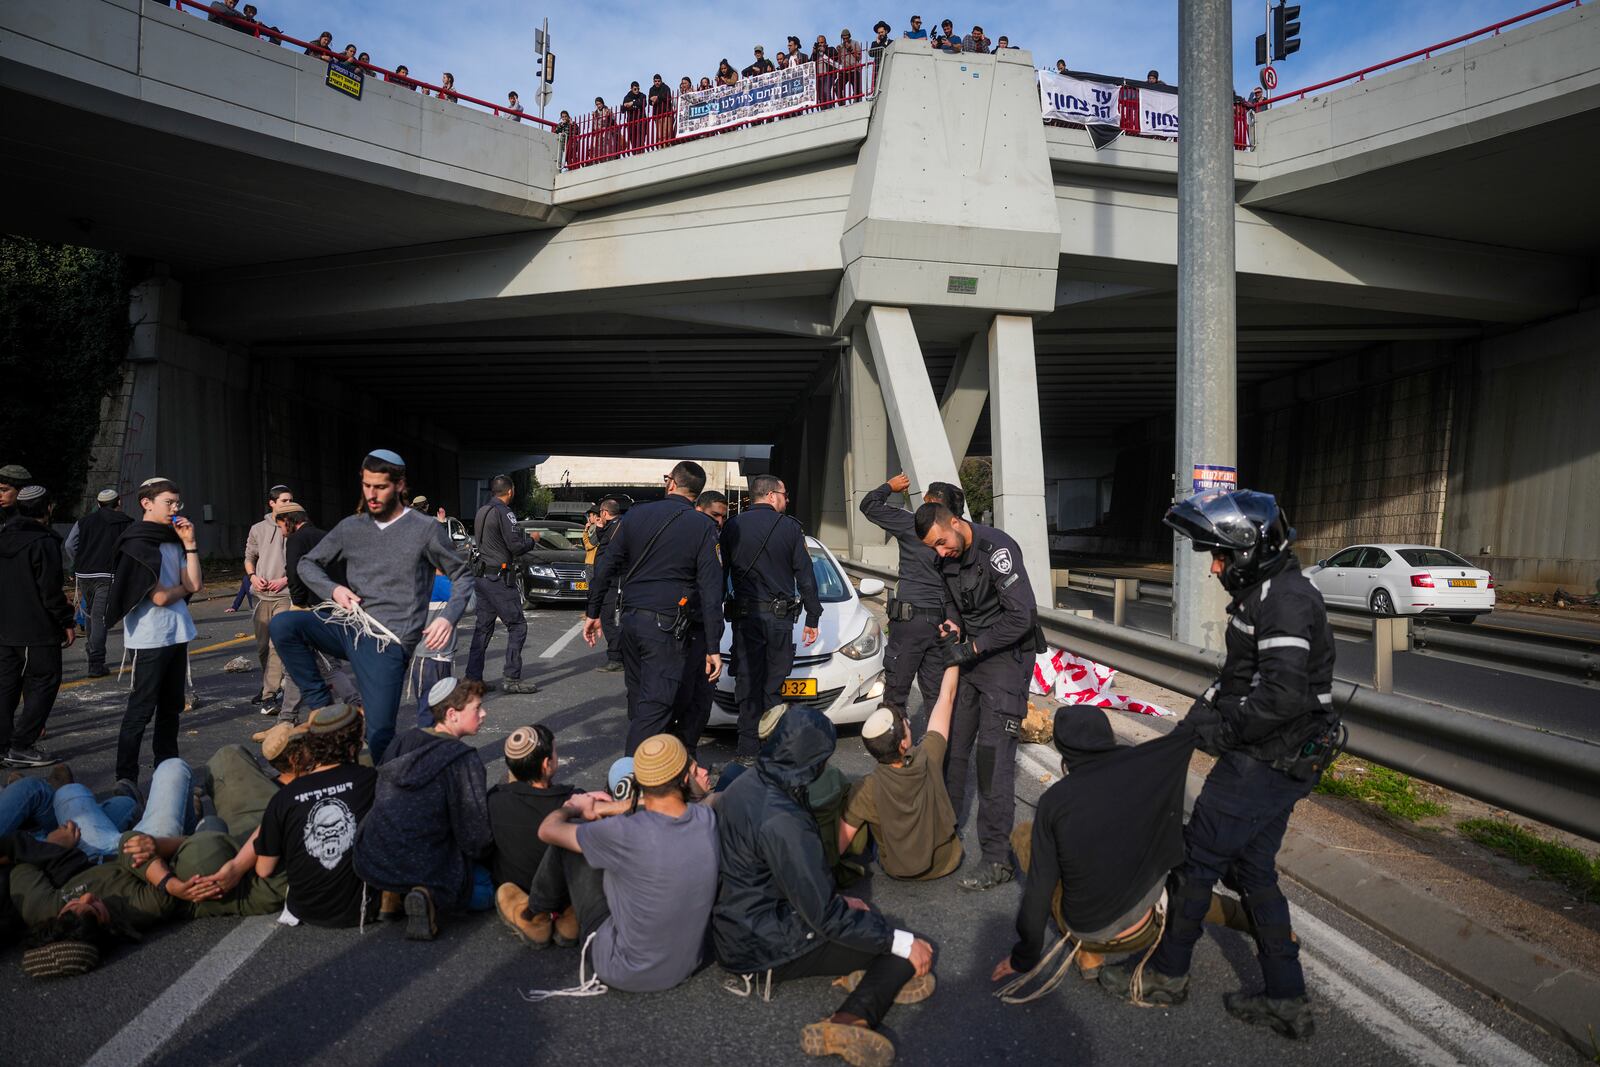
960, 456, 994, 520
0, 237, 133, 517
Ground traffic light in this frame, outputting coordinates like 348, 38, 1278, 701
1272, 1, 1301, 61
1255, 33, 1267, 66
536, 50, 555, 84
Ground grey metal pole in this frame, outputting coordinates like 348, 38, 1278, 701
1173, 0, 1238, 651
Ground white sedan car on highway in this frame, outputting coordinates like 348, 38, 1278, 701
709, 537, 888, 730
1305, 544, 1494, 623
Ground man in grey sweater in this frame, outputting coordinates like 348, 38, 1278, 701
270, 450, 471, 761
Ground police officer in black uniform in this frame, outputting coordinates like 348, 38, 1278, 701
859, 472, 966, 718
592, 497, 625, 673
583, 462, 724, 755
723, 474, 822, 764
466, 474, 540, 694
1102, 489, 1339, 1041
914, 501, 1039, 891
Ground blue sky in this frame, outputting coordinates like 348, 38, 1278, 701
237, 0, 1556, 117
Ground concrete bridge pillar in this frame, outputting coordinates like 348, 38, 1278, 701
863, 306, 961, 495
986, 315, 1052, 606
844, 329, 893, 565
940, 332, 989, 465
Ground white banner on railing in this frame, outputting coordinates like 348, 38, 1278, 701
676, 62, 818, 137
1038, 70, 1118, 126
1137, 87, 1179, 136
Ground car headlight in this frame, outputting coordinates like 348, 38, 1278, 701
838, 619, 881, 660
528, 564, 557, 579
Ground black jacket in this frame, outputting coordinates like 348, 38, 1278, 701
473, 497, 536, 571
588, 495, 724, 647
105, 520, 181, 629
285, 523, 338, 608
0, 517, 73, 645
942, 522, 1037, 657
72, 506, 132, 577
722, 504, 822, 627
858, 482, 945, 609
1203, 556, 1337, 762
713, 707, 891, 973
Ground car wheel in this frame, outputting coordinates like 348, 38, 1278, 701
1370, 588, 1395, 616
1449, 614, 1476, 625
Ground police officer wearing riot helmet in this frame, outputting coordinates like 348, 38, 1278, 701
723, 474, 822, 764
582, 462, 724, 755
860, 472, 966, 719
466, 475, 540, 694
1101, 489, 1339, 1041
914, 501, 1039, 891
591, 497, 626, 673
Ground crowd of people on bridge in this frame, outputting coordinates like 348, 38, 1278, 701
0, 448, 1340, 1060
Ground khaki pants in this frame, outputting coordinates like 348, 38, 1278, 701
252, 596, 291, 698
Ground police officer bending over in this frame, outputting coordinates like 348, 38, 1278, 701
1101, 489, 1339, 1041
860, 472, 966, 718
722, 475, 821, 765
467, 475, 540, 694
914, 502, 1039, 892
582, 462, 724, 756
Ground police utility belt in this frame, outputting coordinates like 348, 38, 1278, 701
725, 595, 803, 622
620, 597, 694, 640
886, 597, 944, 623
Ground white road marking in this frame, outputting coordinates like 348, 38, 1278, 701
1300, 954, 1462, 1066
540, 620, 585, 659
83, 916, 277, 1067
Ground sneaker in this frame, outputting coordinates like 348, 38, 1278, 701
114, 777, 145, 812
379, 891, 406, 922
833, 970, 937, 1004
1097, 956, 1189, 1005
958, 862, 1014, 892
5, 746, 55, 768
598, 660, 624, 673
501, 678, 539, 695
259, 702, 281, 716
404, 886, 437, 941
496, 884, 554, 948
1223, 992, 1315, 1040
553, 905, 578, 947
799, 1020, 895, 1067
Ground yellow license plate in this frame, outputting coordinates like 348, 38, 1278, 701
781, 678, 818, 698
573, 581, 589, 591
1448, 579, 1476, 588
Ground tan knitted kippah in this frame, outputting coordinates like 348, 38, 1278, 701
504, 726, 539, 762
632, 735, 688, 787
271, 499, 304, 518
307, 704, 361, 734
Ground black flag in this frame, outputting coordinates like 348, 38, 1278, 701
1088, 124, 1123, 150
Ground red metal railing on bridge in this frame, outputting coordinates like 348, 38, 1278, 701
166, 0, 556, 126
561, 59, 877, 169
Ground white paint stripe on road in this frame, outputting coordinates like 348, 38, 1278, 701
540, 620, 585, 659
1300, 954, 1461, 1066
1294, 909, 1547, 1067
83, 915, 277, 1067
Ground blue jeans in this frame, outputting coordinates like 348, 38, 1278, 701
1148, 749, 1315, 998
57, 757, 192, 860
468, 863, 493, 912
271, 609, 409, 762
229, 576, 257, 612
415, 656, 452, 729
0, 778, 137, 843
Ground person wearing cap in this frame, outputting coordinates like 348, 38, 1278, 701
270, 450, 471, 763
518, 733, 717, 992
105, 478, 202, 786
253, 704, 377, 927
0, 463, 32, 523
244, 485, 295, 714
354, 678, 494, 941
713, 706, 935, 1065
63, 488, 131, 677
838, 662, 963, 881
0, 485, 74, 768
860, 473, 966, 722
837, 27, 863, 99
868, 21, 892, 65
466, 474, 540, 696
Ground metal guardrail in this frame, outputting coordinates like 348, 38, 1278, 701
842, 557, 1600, 842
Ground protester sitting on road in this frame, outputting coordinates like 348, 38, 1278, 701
989, 706, 1197, 1001
511, 735, 717, 997
0, 765, 139, 852
254, 705, 376, 928
839, 662, 963, 881
355, 678, 493, 941
488, 725, 575, 905
713, 706, 936, 1066
716, 59, 739, 86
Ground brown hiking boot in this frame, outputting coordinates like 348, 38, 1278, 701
800, 1021, 894, 1066
496, 884, 553, 948
832, 970, 937, 1004
379, 891, 405, 921
403, 886, 437, 941
46, 763, 75, 790
554, 905, 579, 947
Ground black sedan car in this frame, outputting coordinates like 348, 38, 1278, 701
514, 521, 591, 606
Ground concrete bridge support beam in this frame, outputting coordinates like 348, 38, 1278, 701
986, 315, 1052, 606
940, 332, 990, 465
844, 330, 893, 566
863, 306, 960, 495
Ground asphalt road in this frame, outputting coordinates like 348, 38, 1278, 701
1055, 590, 1600, 742
0, 596, 1583, 1066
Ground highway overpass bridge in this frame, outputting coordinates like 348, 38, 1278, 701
3, 0, 1597, 617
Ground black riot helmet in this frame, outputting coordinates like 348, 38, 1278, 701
1164, 489, 1295, 593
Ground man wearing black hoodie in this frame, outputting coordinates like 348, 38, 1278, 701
714, 705, 936, 1066
0, 486, 75, 768
64, 489, 132, 677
